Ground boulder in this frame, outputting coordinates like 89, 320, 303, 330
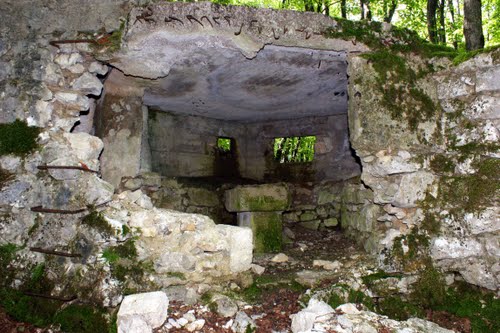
117, 291, 169, 332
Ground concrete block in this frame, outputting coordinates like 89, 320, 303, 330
224, 184, 290, 212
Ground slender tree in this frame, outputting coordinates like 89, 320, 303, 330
341, 0, 347, 18
427, 0, 439, 43
438, 0, 446, 43
464, 0, 485, 50
384, 0, 398, 23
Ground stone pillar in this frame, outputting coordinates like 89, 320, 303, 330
224, 184, 290, 253
94, 70, 148, 188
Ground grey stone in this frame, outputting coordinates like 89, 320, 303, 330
117, 291, 169, 331
212, 295, 238, 317
291, 299, 334, 333
477, 67, 500, 92
89, 61, 109, 75
187, 188, 219, 207
156, 252, 196, 273
0, 180, 31, 208
231, 311, 256, 333
431, 237, 483, 260
72, 72, 103, 96
299, 220, 321, 230
0, 155, 21, 172
54, 92, 90, 111
392, 171, 436, 208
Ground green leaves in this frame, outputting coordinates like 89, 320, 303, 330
273, 136, 316, 163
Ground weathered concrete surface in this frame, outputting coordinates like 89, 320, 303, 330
225, 183, 290, 212
110, 2, 368, 122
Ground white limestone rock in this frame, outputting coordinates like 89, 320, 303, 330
89, 61, 109, 75
392, 171, 436, 208
118, 317, 151, 333
54, 53, 83, 69
464, 207, 500, 235
251, 264, 265, 275
313, 259, 342, 271
218, 224, 253, 273
336, 303, 360, 314
291, 298, 334, 333
477, 67, 500, 92
117, 291, 169, 332
431, 237, 483, 260
72, 72, 103, 96
0, 155, 21, 172
271, 253, 289, 263
364, 150, 420, 177
54, 91, 90, 111
231, 311, 255, 333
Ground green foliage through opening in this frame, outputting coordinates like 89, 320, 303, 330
274, 136, 316, 163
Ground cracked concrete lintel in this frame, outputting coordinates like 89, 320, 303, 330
113, 1, 369, 79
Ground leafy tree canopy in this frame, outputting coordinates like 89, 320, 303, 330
169, 0, 499, 50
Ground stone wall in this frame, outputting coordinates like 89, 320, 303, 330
0, 0, 254, 308
240, 115, 361, 182
148, 110, 244, 178
346, 50, 500, 290
148, 111, 360, 183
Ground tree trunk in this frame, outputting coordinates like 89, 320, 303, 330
324, 0, 330, 16
360, 0, 365, 19
366, 0, 372, 20
384, 0, 398, 23
427, 0, 439, 43
448, 0, 458, 49
464, 0, 485, 50
304, 0, 315, 12
341, 0, 347, 18
438, 0, 446, 44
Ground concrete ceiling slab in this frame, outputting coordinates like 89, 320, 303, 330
109, 2, 365, 122
143, 45, 347, 122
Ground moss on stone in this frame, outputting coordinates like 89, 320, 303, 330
439, 157, 499, 214
360, 50, 440, 132
251, 212, 282, 253
0, 119, 40, 156
102, 239, 137, 263
361, 270, 403, 287
0, 243, 20, 287
410, 264, 446, 308
429, 154, 456, 174
378, 296, 423, 320
82, 210, 115, 236
92, 20, 125, 55
420, 212, 441, 235
53, 304, 109, 333
387, 228, 431, 272
166, 272, 186, 280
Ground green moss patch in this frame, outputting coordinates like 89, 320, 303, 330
102, 239, 137, 263
54, 304, 109, 333
439, 157, 499, 214
360, 50, 440, 132
0, 120, 40, 156
82, 210, 115, 236
240, 275, 305, 304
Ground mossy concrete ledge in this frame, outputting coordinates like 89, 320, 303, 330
238, 212, 283, 253
224, 183, 291, 212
